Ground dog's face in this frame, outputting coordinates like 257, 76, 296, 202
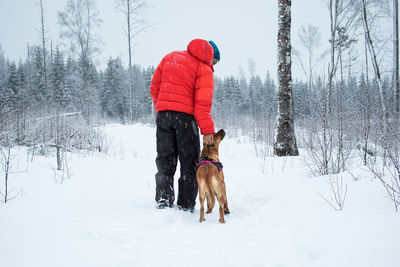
203, 129, 225, 156
214, 129, 225, 145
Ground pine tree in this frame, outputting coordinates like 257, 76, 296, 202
100, 58, 128, 123
32, 46, 47, 106
65, 56, 81, 112
264, 71, 276, 114
249, 75, 264, 117
0, 48, 8, 122
223, 76, 242, 113
6, 62, 27, 143
292, 80, 308, 118
0, 46, 7, 88
238, 66, 249, 111
142, 66, 155, 115
58, 0, 103, 124
50, 47, 70, 108
231, 76, 242, 111
7, 63, 23, 110
78, 53, 98, 123
131, 64, 145, 119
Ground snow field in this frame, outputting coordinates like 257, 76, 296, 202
0, 123, 399, 267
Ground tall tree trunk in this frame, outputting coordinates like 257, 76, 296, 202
362, 0, 388, 157
27, 42, 32, 92
39, 0, 48, 91
55, 113, 62, 171
274, 0, 299, 156
328, 0, 338, 116
4, 147, 10, 203
363, 35, 371, 166
394, 0, 399, 115
127, 0, 134, 122
338, 51, 345, 172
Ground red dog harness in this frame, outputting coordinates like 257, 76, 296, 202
196, 156, 223, 171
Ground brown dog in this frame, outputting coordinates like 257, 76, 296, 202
196, 129, 230, 223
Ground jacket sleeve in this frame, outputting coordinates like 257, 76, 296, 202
150, 58, 164, 108
194, 64, 215, 135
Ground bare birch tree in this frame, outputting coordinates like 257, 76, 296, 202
327, 0, 358, 114
0, 146, 25, 203
58, 0, 102, 124
394, 0, 399, 115
360, 0, 400, 210
274, 0, 299, 156
38, 0, 48, 92
295, 24, 324, 90
361, 0, 388, 142
115, 0, 149, 122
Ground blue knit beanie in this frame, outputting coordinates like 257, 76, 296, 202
208, 40, 220, 61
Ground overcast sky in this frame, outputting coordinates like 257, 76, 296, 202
0, 0, 331, 80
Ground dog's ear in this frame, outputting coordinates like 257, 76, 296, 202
216, 129, 225, 140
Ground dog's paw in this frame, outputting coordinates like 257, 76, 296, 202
199, 218, 205, 223
206, 209, 213, 214
224, 209, 230, 215
219, 219, 226, 224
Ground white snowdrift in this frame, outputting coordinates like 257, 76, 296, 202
0, 123, 399, 267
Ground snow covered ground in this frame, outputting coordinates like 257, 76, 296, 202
1, 123, 399, 267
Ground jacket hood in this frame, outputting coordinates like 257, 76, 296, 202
187, 39, 214, 65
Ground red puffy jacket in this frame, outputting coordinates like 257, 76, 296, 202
150, 39, 215, 135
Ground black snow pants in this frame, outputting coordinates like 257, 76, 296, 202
155, 111, 200, 209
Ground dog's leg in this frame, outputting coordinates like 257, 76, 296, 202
222, 183, 230, 215
199, 197, 205, 222
217, 195, 226, 223
206, 189, 215, 214
224, 202, 230, 215
198, 185, 206, 222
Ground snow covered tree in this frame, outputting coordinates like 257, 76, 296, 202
326, 0, 357, 115
224, 76, 242, 113
263, 71, 276, 114
58, 0, 103, 124
238, 66, 249, 114
141, 66, 155, 116
31, 46, 48, 105
100, 58, 129, 123
361, 0, 389, 147
6, 62, 27, 144
274, 0, 299, 156
131, 64, 145, 119
0, 46, 6, 84
357, 73, 373, 165
0, 47, 8, 124
212, 76, 224, 113
64, 56, 80, 112
50, 47, 70, 109
292, 80, 308, 118
115, 0, 149, 122
78, 52, 99, 121
394, 0, 399, 115
38, 0, 49, 92
7, 63, 20, 110
294, 24, 325, 93
249, 75, 264, 118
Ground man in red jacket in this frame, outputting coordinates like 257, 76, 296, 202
150, 39, 220, 210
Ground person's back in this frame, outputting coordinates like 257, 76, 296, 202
150, 39, 220, 210
150, 39, 216, 135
